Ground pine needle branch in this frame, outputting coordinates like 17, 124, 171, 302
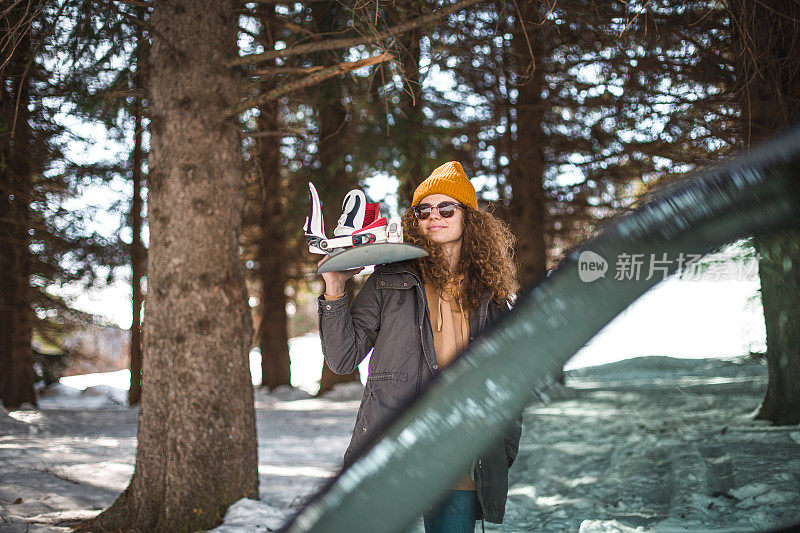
228, 0, 482, 67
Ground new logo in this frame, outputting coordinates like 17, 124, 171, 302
578, 251, 608, 282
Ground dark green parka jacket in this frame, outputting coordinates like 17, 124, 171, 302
318, 259, 523, 524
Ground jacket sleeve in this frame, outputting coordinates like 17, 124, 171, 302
317, 272, 382, 375
504, 412, 523, 468
487, 297, 523, 468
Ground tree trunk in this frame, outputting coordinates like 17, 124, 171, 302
128, 16, 146, 406
85, 1, 259, 530
393, 2, 425, 208
313, 1, 360, 395
728, 0, 800, 425
258, 6, 291, 390
754, 234, 800, 424
508, 3, 548, 288
0, 16, 37, 410
258, 175, 291, 388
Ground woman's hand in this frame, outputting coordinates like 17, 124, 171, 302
318, 257, 364, 297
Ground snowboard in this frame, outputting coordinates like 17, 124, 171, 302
317, 242, 428, 273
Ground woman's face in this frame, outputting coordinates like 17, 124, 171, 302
416, 193, 465, 246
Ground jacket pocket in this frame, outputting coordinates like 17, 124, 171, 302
377, 275, 416, 310
368, 375, 415, 409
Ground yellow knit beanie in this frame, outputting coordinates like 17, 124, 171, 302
411, 161, 478, 210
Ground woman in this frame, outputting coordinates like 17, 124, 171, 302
318, 161, 522, 532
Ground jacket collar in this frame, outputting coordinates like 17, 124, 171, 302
378, 260, 494, 302
376, 259, 421, 277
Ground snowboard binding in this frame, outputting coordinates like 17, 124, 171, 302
303, 182, 427, 273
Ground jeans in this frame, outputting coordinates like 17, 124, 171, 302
423, 490, 478, 533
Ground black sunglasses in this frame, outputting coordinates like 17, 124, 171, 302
412, 201, 465, 220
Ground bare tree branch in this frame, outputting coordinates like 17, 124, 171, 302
244, 0, 331, 4
253, 65, 325, 76
224, 52, 394, 118
240, 129, 301, 137
229, 0, 482, 67
114, 0, 151, 8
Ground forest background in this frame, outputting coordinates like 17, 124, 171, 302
1, 0, 799, 530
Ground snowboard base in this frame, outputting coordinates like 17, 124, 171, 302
317, 243, 428, 273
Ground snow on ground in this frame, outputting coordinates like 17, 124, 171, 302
506, 357, 800, 532
35, 370, 131, 410
2, 353, 799, 532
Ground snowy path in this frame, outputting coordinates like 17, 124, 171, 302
1, 357, 799, 532
504, 358, 800, 531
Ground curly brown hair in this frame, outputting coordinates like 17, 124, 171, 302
401, 205, 519, 311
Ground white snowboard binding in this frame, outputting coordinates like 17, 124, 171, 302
303, 182, 427, 273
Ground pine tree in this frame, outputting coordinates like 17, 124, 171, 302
256, 5, 291, 390
0, 2, 38, 409
508, 1, 549, 286
127, 6, 147, 406
1, 0, 125, 408
55, 0, 151, 405
728, 0, 800, 425
83, 0, 258, 529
